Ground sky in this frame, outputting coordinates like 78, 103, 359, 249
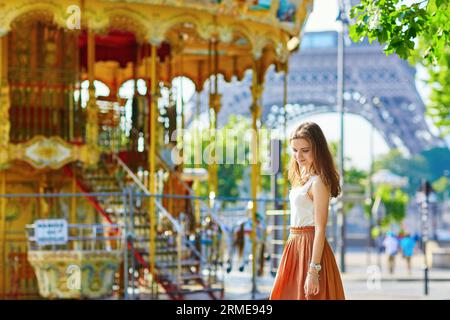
303, 0, 340, 32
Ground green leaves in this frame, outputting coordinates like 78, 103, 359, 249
435, 0, 448, 8
426, 49, 450, 135
349, 0, 450, 132
428, 0, 437, 12
375, 184, 409, 225
349, 0, 450, 65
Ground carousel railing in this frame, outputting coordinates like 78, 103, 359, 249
8, 67, 83, 143
25, 223, 123, 252
112, 154, 185, 289
97, 97, 128, 153
8, 66, 132, 161
24, 223, 124, 299
113, 154, 225, 298
155, 154, 228, 275
155, 153, 228, 233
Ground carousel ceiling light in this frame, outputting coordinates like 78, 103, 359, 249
287, 37, 300, 52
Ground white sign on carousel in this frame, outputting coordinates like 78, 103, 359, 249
35, 219, 68, 245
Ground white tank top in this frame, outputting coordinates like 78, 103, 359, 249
289, 175, 318, 227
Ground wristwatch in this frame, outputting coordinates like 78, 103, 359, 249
309, 262, 321, 272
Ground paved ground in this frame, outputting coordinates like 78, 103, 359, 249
222, 248, 450, 300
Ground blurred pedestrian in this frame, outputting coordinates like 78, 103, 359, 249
383, 231, 399, 274
400, 233, 416, 275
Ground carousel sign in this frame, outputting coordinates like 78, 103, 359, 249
35, 219, 68, 245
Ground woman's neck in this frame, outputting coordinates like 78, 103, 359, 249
301, 166, 316, 177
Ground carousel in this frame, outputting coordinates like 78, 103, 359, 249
0, 0, 313, 299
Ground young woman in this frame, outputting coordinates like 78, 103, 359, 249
270, 122, 345, 300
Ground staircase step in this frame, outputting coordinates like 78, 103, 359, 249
179, 274, 203, 281
94, 187, 122, 192
168, 287, 224, 296
132, 247, 191, 255
156, 248, 191, 255
134, 235, 175, 242
83, 176, 117, 182
155, 259, 200, 268
133, 224, 152, 229
158, 273, 203, 282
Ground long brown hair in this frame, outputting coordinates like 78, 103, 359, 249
288, 122, 341, 198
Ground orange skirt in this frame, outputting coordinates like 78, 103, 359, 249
269, 226, 345, 300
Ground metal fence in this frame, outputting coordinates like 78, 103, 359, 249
0, 189, 341, 300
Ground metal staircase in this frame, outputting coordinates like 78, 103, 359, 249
69, 152, 225, 299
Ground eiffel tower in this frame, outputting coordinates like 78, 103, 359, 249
190, 31, 445, 155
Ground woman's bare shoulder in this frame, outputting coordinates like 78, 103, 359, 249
311, 175, 330, 195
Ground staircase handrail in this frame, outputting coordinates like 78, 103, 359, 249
155, 154, 228, 233
113, 154, 182, 233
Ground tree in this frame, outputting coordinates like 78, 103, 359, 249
375, 184, 409, 227
426, 50, 450, 135
349, 0, 449, 64
432, 175, 449, 195
374, 149, 429, 195
183, 115, 275, 205
374, 147, 450, 196
349, 1, 450, 132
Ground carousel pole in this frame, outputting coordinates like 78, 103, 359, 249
0, 34, 10, 163
250, 58, 263, 298
206, 38, 219, 203
70, 170, 77, 249
212, 40, 219, 196
207, 40, 212, 200
282, 61, 288, 245
86, 27, 99, 165
148, 44, 158, 276
0, 36, 2, 298
0, 32, 9, 298
167, 53, 174, 214
132, 49, 138, 151
179, 48, 185, 141
0, 35, 11, 162
194, 61, 203, 228
0, 171, 5, 298
207, 39, 220, 199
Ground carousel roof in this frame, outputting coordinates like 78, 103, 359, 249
1, 0, 314, 89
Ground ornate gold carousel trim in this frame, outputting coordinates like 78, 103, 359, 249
7, 136, 99, 170
0, 0, 312, 59
28, 250, 122, 299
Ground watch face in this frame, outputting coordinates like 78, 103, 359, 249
310, 263, 321, 271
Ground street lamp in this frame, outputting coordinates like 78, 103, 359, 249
443, 170, 450, 237
419, 179, 433, 295
430, 190, 438, 241
367, 95, 382, 265
336, 0, 350, 274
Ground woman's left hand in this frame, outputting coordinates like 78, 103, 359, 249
304, 272, 320, 297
